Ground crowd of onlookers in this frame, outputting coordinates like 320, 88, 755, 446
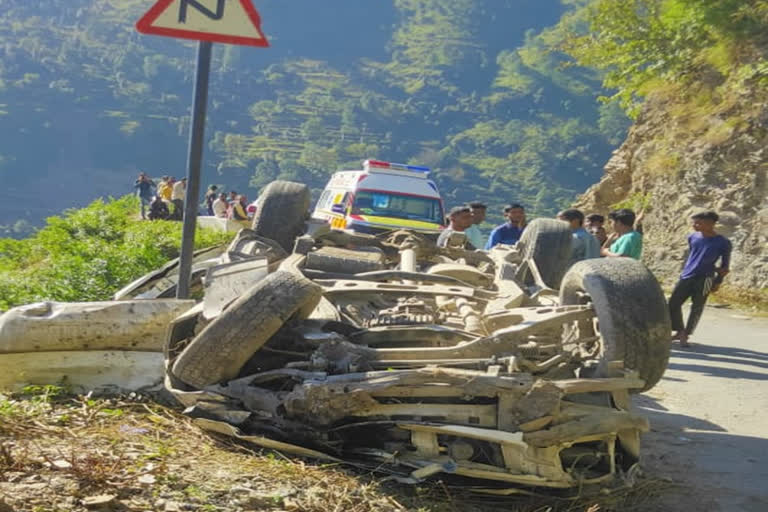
437, 201, 732, 348
134, 173, 252, 222
205, 186, 253, 220
436, 202, 644, 261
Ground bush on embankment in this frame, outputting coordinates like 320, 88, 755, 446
0, 196, 232, 310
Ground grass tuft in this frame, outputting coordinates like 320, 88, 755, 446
710, 285, 768, 315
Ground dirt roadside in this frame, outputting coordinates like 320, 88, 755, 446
637, 306, 768, 512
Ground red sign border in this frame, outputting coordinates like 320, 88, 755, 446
136, 0, 269, 47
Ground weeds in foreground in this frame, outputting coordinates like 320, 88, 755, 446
0, 389, 674, 512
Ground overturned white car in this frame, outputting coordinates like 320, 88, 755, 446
0, 180, 671, 490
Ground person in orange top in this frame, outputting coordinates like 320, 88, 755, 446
158, 177, 174, 201
229, 195, 248, 221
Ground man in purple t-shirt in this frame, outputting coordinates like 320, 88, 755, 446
669, 211, 732, 347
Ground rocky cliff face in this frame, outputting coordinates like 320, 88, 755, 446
576, 87, 768, 290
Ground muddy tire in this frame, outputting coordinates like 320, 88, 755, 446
519, 218, 572, 289
251, 181, 311, 252
560, 258, 671, 392
305, 246, 385, 274
171, 271, 322, 388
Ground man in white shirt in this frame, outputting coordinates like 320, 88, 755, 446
171, 178, 186, 220
464, 202, 487, 250
212, 193, 228, 218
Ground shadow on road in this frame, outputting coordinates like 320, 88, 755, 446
672, 344, 768, 368
660, 375, 688, 383
636, 395, 725, 432
666, 362, 768, 381
672, 350, 768, 370
634, 394, 670, 412
667, 344, 768, 381
636, 398, 768, 511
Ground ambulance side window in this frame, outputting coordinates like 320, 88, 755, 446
318, 190, 330, 210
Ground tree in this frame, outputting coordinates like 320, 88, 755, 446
301, 117, 325, 142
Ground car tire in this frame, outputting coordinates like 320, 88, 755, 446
519, 218, 572, 289
251, 181, 311, 252
304, 246, 385, 274
226, 228, 288, 263
171, 271, 322, 388
560, 258, 671, 393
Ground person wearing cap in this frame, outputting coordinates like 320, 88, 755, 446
437, 206, 475, 249
464, 202, 487, 250
485, 204, 526, 250
669, 211, 732, 347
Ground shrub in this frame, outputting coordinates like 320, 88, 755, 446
0, 196, 233, 310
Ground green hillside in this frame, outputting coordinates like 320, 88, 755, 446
0, 0, 626, 235
0, 196, 231, 310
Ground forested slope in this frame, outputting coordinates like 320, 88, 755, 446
0, 0, 626, 234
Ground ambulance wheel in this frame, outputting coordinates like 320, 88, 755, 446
252, 181, 311, 252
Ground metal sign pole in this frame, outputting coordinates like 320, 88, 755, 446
177, 41, 213, 299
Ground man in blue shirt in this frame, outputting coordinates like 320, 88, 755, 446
557, 208, 601, 267
485, 204, 526, 249
669, 211, 732, 347
134, 172, 156, 220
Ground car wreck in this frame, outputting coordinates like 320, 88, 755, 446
0, 180, 672, 491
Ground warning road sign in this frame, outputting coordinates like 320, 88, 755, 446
136, 0, 269, 47
135, 1, 269, 298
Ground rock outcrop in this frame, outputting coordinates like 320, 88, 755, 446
577, 89, 768, 290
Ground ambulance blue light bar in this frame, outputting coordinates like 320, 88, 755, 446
364, 159, 431, 174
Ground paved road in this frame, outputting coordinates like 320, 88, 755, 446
636, 306, 768, 511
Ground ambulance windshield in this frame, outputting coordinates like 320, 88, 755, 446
352, 190, 443, 225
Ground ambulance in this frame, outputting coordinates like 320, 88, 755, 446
313, 159, 446, 235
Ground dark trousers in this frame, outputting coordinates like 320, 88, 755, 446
668, 275, 713, 335
139, 196, 151, 219
171, 199, 184, 220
